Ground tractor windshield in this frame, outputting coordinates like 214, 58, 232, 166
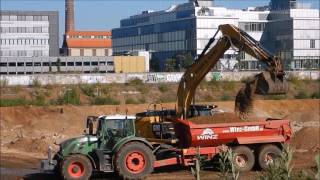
97, 118, 135, 139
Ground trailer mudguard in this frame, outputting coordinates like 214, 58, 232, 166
236, 135, 285, 145
112, 136, 154, 153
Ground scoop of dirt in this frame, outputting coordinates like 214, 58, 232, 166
188, 112, 245, 124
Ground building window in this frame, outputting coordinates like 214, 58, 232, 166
26, 16, 33, 21
9, 15, 17, 21
107, 61, 114, 66
76, 62, 82, 66
41, 16, 48, 21
33, 16, 42, 21
1, 15, 9, 21
0, 62, 7, 67
9, 27, 17, 33
92, 49, 96, 56
91, 61, 98, 66
1, 27, 9, 33
34, 62, 41, 66
67, 62, 74, 66
17, 72, 25, 75
84, 62, 90, 66
9, 62, 16, 67
310, 40, 315, 49
42, 62, 49, 66
26, 27, 33, 33
80, 49, 84, 56
17, 62, 24, 66
33, 27, 42, 33
26, 62, 33, 66
17, 16, 26, 21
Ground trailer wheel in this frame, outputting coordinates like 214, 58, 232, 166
257, 144, 281, 170
232, 146, 255, 172
61, 154, 92, 180
115, 142, 154, 180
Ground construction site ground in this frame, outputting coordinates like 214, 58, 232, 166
0, 99, 319, 179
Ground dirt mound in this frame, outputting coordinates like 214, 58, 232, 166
188, 112, 244, 124
8, 137, 50, 154
291, 127, 320, 150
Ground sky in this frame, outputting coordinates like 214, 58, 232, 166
1, 0, 319, 45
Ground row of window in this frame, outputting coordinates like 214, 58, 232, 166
0, 50, 47, 57
239, 22, 266, 32
0, 71, 112, 75
67, 35, 111, 39
0, 27, 48, 33
0, 39, 49, 45
0, 61, 114, 67
0, 15, 48, 21
293, 59, 319, 69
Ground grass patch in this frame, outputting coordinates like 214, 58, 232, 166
0, 99, 28, 107
56, 87, 81, 105
91, 96, 120, 105
80, 84, 96, 97
220, 94, 232, 101
31, 78, 42, 88
295, 91, 309, 99
127, 78, 143, 86
125, 98, 139, 104
311, 92, 320, 99
158, 84, 169, 93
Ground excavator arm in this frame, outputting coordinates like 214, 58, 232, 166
176, 24, 288, 118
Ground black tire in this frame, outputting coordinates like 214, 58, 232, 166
232, 146, 255, 172
257, 144, 282, 170
61, 154, 92, 180
115, 142, 154, 180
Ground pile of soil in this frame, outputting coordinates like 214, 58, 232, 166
291, 127, 320, 151
188, 112, 244, 124
8, 137, 50, 154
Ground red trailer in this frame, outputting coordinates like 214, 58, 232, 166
152, 118, 291, 171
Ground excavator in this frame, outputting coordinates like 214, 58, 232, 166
135, 24, 288, 140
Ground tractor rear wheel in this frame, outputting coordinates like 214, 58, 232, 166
232, 146, 255, 172
257, 144, 282, 170
61, 154, 92, 180
115, 142, 154, 180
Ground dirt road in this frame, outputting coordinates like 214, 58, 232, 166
1, 99, 319, 179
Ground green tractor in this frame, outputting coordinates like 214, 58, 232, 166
41, 114, 155, 180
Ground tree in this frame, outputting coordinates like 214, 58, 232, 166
150, 57, 161, 72
56, 58, 61, 72
164, 58, 176, 72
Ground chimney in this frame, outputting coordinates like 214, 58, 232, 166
65, 0, 74, 32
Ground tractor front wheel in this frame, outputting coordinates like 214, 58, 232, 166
115, 142, 154, 180
61, 154, 92, 180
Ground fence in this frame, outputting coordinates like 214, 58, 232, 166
0, 71, 319, 86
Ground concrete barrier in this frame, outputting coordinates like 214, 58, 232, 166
0, 71, 319, 86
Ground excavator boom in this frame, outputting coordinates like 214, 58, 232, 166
176, 24, 288, 118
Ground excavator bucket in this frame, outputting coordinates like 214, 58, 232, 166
254, 71, 288, 95
235, 71, 288, 115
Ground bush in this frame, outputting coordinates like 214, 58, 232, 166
158, 84, 169, 93
0, 99, 28, 107
220, 94, 232, 101
31, 94, 46, 106
91, 96, 120, 105
311, 92, 320, 99
222, 81, 236, 91
127, 78, 143, 86
295, 91, 309, 99
31, 78, 41, 88
136, 85, 150, 94
80, 84, 96, 97
57, 88, 80, 105
259, 145, 293, 180
125, 98, 139, 104
0, 79, 8, 88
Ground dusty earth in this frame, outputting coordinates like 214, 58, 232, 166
0, 99, 319, 179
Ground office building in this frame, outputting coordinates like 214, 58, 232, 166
112, 0, 319, 70
0, 10, 59, 57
